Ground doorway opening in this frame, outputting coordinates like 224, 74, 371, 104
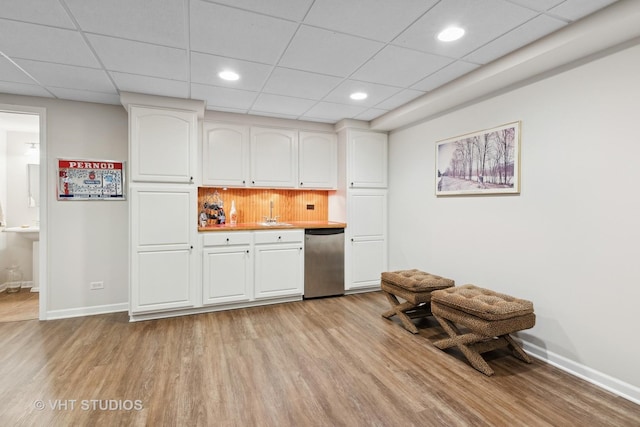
0, 106, 46, 322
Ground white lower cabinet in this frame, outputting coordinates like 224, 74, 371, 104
346, 189, 387, 291
254, 230, 304, 300
202, 232, 253, 305
130, 185, 197, 314
201, 229, 304, 307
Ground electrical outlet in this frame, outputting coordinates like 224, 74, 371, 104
90, 281, 104, 290
306, 204, 315, 210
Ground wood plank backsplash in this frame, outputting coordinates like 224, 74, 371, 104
198, 187, 329, 223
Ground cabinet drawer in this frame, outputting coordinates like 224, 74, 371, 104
254, 229, 303, 244
202, 232, 252, 247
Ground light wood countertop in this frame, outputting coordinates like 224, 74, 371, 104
198, 221, 346, 232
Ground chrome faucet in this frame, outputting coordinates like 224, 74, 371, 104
263, 201, 279, 224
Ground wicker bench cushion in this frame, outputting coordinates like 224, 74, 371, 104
381, 269, 454, 292
431, 284, 533, 321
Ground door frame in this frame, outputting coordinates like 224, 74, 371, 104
0, 104, 47, 320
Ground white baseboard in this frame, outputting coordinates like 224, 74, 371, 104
522, 340, 640, 405
46, 303, 128, 320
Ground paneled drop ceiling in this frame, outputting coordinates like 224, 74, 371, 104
0, 0, 619, 124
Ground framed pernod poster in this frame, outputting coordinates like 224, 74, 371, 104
57, 159, 126, 200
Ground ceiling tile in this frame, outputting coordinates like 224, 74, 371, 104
322, 80, 402, 107
279, 26, 384, 77
64, 0, 186, 48
393, 0, 537, 58
16, 59, 116, 93
302, 102, 368, 122
190, 1, 298, 64
262, 68, 342, 100
374, 88, 426, 110
250, 93, 316, 117
0, 81, 52, 98
506, 0, 565, 12
0, 0, 76, 28
0, 56, 36, 84
110, 72, 189, 99
47, 87, 121, 104
352, 45, 453, 87
465, 14, 567, 64
191, 52, 272, 91
205, 0, 314, 21
549, 0, 618, 21
0, 19, 100, 67
87, 34, 187, 80
304, 0, 438, 42
411, 60, 479, 92
191, 83, 258, 111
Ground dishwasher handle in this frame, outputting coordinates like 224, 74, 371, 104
305, 228, 344, 236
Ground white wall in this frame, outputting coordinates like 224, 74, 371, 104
6, 131, 39, 228
388, 43, 640, 397
0, 95, 128, 315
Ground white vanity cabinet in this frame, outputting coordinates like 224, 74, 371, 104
348, 130, 388, 188
250, 126, 298, 188
129, 106, 197, 184
202, 232, 253, 305
253, 230, 304, 300
130, 185, 197, 313
299, 131, 337, 189
202, 122, 249, 187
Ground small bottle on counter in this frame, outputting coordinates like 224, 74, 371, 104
230, 200, 237, 226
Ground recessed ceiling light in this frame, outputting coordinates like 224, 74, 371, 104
437, 26, 465, 42
218, 70, 240, 81
350, 92, 368, 100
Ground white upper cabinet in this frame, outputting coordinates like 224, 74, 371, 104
299, 131, 337, 189
250, 126, 298, 188
202, 122, 249, 187
348, 130, 388, 188
130, 106, 197, 183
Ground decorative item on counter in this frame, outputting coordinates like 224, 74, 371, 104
5, 265, 23, 293
218, 208, 225, 225
199, 210, 208, 228
229, 200, 237, 225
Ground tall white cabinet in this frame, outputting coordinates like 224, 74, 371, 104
333, 123, 388, 292
124, 96, 203, 319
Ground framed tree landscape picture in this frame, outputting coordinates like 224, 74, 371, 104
436, 121, 521, 196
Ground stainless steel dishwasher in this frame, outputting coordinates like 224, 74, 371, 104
304, 228, 345, 298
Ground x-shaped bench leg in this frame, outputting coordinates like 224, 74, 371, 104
432, 315, 495, 376
381, 291, 420, 333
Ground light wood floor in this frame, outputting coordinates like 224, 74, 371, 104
0, 292, 638, 426
0, 288, 38, 323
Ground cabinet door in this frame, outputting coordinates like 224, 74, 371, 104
130, 186, 196, 313
349, 239, 386, 290
299, 131, 337, 189
254, 243, 303, 299
202, 246, 252, 305
202, 122, 249, 187
348, 190, 387, 239
346, 190, 387, 291
250, 127, 298, 188
130, 106, 197, 183
349, 130, 387, 188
